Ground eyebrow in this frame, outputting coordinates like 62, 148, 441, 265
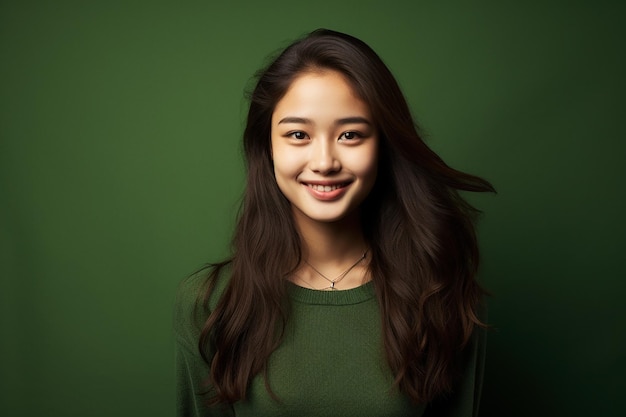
277, 116, 372, 126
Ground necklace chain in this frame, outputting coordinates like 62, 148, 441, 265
304, 250, 367, 290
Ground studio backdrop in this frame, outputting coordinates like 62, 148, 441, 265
1, 2, 624, 416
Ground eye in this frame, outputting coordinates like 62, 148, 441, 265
339, 131, 361, 141
288, 131, 309, 140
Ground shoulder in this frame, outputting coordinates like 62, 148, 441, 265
173, 263, 231, 350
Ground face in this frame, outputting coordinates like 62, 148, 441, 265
270, 70, 378, 226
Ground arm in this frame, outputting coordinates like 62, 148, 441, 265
424, 321, 487, 417
174, 271, 234, 417
175, 334, 234, 417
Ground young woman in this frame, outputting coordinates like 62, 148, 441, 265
175, 29, 495, 417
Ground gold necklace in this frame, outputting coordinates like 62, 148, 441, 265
304, 250, 367, 291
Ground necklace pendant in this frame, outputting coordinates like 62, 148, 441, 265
304, 250, 368, 292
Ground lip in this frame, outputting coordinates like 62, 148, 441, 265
301, 180, 352, 201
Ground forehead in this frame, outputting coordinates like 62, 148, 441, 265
272, 70, 371, 122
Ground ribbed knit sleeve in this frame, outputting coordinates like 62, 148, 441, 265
174, 270, 234, 417
423, 311, 488, 417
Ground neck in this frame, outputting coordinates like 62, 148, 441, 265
291, 209, 370, 290
295, 211, 367, 265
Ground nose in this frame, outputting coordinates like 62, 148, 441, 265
309, 139, 341, 174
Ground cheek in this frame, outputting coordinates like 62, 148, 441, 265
359, 147, 379, 197
350, 145, 379, 180
272, 142, 307, 177
272, 151, 294, 178
271, 148, 302, 192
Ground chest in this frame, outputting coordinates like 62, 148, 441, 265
233, 300, 425, 417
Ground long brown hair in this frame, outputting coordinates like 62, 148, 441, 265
198, 29, 495, 405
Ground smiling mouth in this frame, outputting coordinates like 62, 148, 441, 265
305, 182, 350, 192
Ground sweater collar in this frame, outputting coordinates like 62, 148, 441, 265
287, 281, 375, 305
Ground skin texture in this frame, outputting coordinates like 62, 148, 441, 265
270, 70, 379, 230
270, 70, 379, 290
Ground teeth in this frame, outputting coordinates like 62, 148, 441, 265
309, 184, 343, 192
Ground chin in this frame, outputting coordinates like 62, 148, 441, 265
300, 207, 361, 225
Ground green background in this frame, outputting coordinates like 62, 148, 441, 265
1, 1, 624, 416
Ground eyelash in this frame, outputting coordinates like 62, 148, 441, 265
286, 131, 363, 141
339, 131, 362, 141
289, 131, 308, 140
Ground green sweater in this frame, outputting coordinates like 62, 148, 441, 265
174, 272, 485, 417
